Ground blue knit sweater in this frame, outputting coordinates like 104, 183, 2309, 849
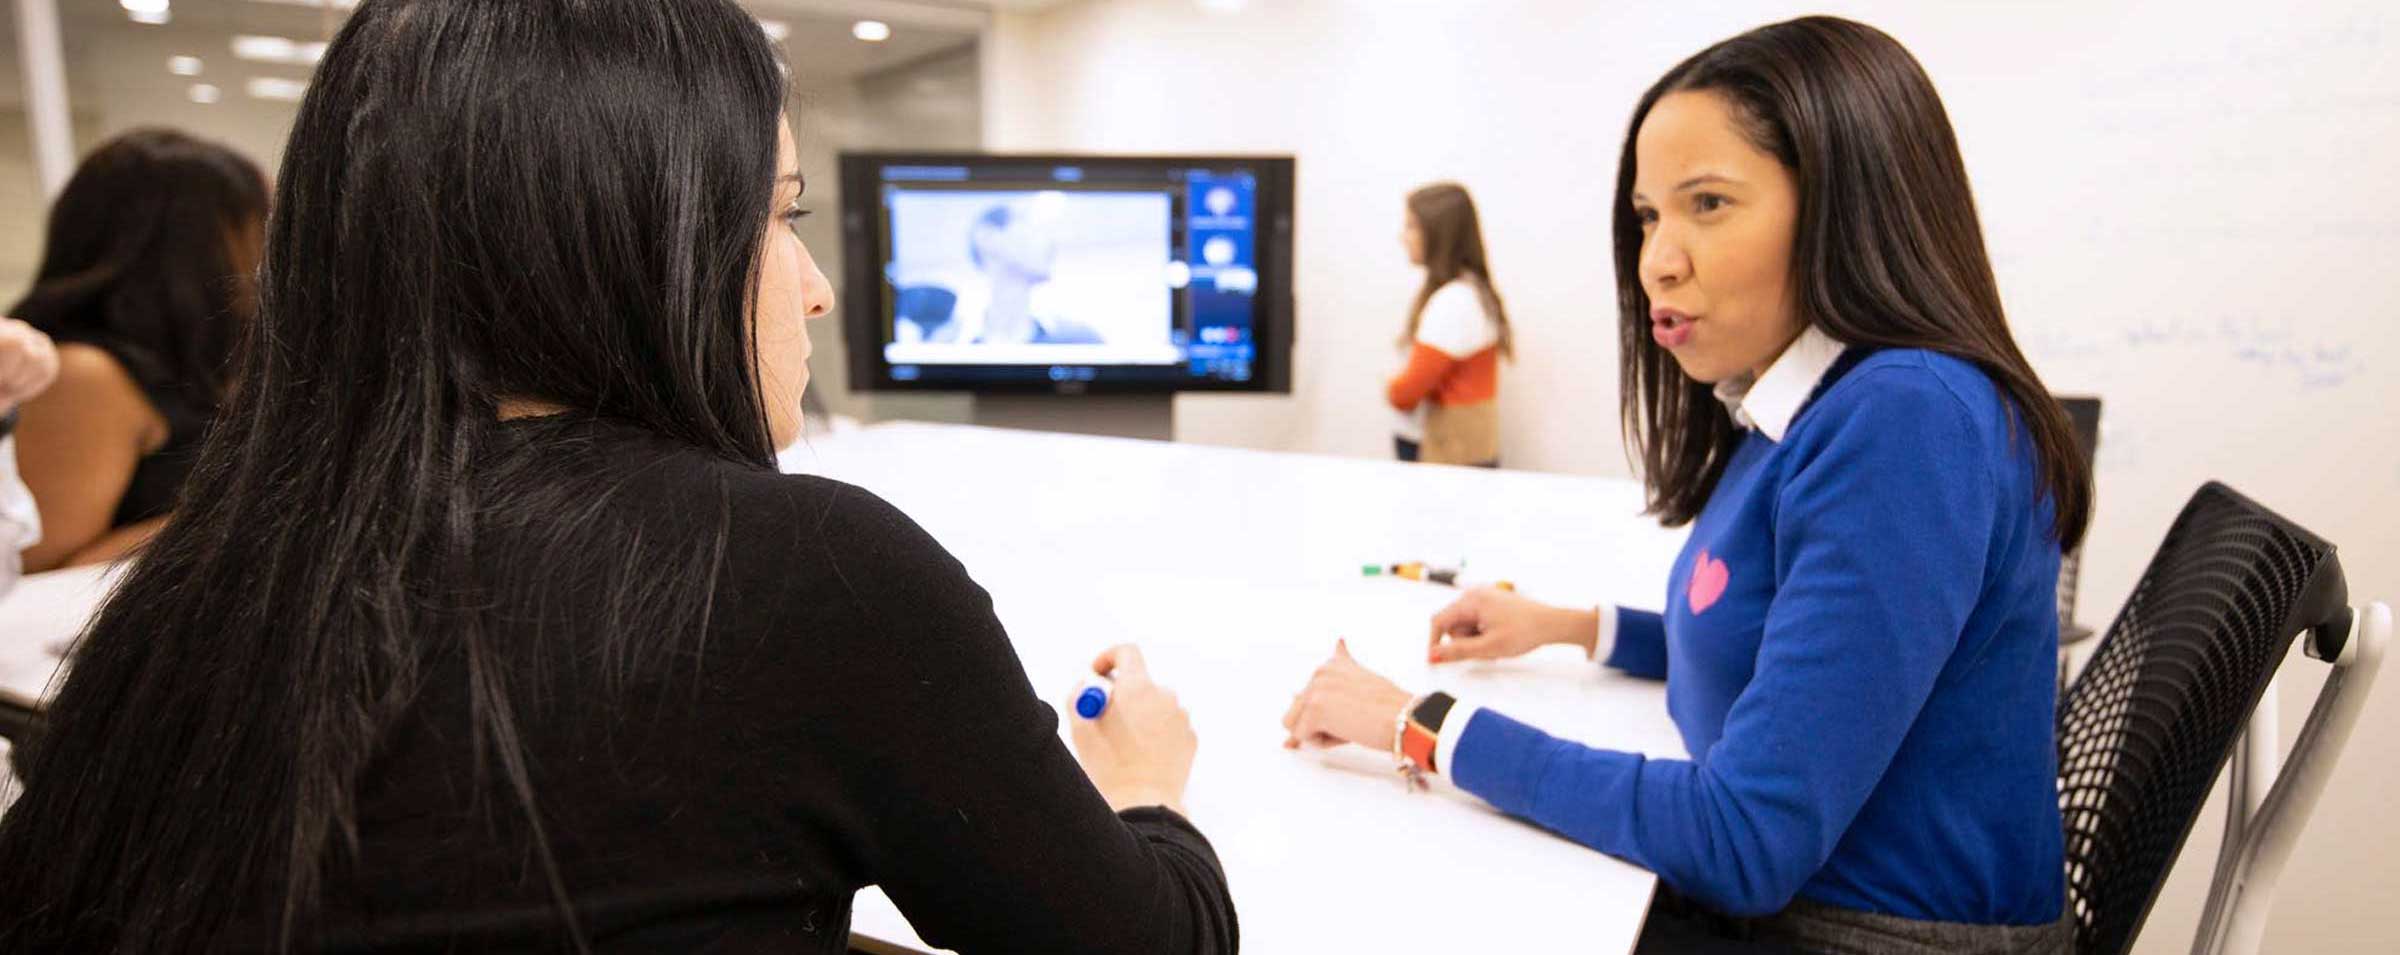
1450, 348, 2066, 924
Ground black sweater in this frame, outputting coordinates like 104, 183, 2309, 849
312, 418, 1237, 953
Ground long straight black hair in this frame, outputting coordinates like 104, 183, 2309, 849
0, 0, 789, 950
10, 127, 267, 410
1614, 16, 2090, 549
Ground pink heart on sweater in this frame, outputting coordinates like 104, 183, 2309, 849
1688, 549, 1730, 615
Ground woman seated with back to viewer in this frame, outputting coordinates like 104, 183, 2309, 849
0, 1, 1238, 951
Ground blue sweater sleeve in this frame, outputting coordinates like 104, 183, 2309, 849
1602, 607, 1667, 680
1450, 370, 1998, 917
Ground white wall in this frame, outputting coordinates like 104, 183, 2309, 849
984, 2, 2400, 952
0, 13, 303, 302
797, 43, 985, 428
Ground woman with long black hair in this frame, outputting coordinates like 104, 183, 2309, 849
9, 129, 267, 570
1287, 17, 2083, 954
0, 2, 1236, 951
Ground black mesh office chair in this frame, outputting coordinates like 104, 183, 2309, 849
2057, 482, 2387, 955
2054, 396, 2103, 657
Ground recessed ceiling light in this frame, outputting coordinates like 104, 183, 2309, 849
853, 20, 892, 43
123, 0, 171, 25
169, 56, 205, 76
759, 19, 790, 42
232, 35, 331, 66
246, 77, 310, 102
188, 83, 222, 104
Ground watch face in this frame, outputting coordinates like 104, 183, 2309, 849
1411, 691, 1457, 730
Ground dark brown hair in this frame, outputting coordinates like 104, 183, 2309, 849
10, 127, 268, 412
1613, 16, 2089, 549
1404, 182, 1512, 357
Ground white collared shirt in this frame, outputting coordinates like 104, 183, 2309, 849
1711, 324, 1850, 443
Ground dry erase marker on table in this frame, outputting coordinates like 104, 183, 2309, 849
1073, 675, 1114, 719
1362, 561, 1453, 583
1362, 561, 1508, 590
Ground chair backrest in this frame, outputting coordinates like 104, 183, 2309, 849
2054, 396, 2103, 631
2056, 482, 2350, 955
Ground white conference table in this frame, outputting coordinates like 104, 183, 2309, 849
778, 423, 1692, 954
0, 422, 1694, 953
0, 560, 115, 704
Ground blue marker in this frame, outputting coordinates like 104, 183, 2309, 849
1073, 675, 1114, 720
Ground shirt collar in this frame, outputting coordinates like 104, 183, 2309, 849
1713, 324, 1848, 442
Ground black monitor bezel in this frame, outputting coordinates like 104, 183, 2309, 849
837, 151, 1294, 395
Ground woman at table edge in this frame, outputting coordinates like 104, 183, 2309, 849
1286, 16, 2088, 955
0, 1, 1235, 951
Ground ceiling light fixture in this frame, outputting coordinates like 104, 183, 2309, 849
246, 77, 310, 102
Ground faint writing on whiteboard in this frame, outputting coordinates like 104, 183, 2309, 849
2234, 344, 2357, 390
2023, 315, 2360, 391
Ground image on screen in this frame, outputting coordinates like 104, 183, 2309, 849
883, 188, 1179, 366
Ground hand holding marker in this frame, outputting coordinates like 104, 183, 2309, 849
1066, 645, 1198, 814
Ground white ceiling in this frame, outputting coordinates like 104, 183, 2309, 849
1, 0, 985, 109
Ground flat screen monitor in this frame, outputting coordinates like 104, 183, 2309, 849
838, 152, 1294, 394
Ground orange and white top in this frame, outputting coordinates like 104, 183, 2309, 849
1387, 279, 1501, 440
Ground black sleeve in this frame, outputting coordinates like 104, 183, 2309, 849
804, 484, 1238, 955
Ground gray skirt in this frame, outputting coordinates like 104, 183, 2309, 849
1750, 896, 2076, 955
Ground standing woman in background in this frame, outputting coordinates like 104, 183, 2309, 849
1386, 182, 1512, 467
9, 129, 268, 571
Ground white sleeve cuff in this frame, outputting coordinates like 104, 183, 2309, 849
0, 436, 40, 551
1591, 605, 1617, 665
1434, 701, 1482, 778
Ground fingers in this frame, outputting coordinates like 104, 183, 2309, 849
1430, 591, 1492, 643
1284, 662, 1342, 750
1066, 697, 1107, 760
0, 320, 57, 408
1281, 689, 1337, 751
1092, 643, 1150, 684
1430, 632, 1501, 664
0, 327, 27, 405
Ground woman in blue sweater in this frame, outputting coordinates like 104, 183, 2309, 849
1283, 17, 2089, 955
